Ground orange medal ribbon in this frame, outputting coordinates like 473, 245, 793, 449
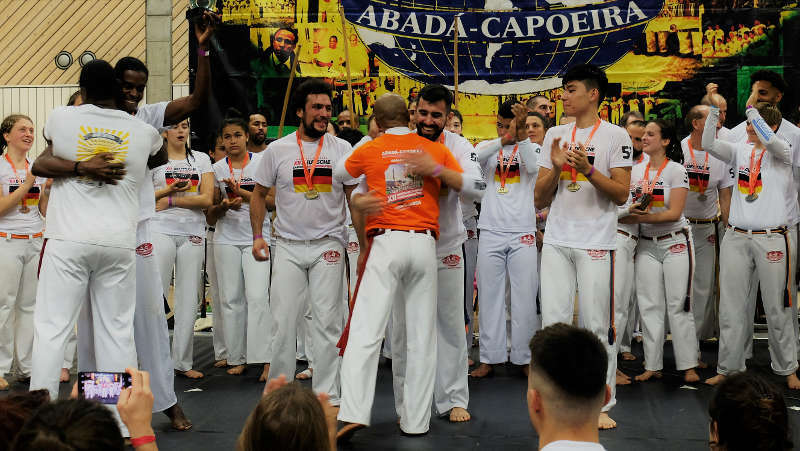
296, 133, 325, 198
226, 152, 251, 197
569, 118, 602, 185
642, 157, 669, 195
498, 144, 519, 193
748, 146, 766, 198
5, 154, 30, 212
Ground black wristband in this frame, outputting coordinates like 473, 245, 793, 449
73, 161, 80, 176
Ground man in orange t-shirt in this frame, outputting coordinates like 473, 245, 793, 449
333, 94, 463, 439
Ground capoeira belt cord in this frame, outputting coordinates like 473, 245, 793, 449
336, 230, 378, 356
608, 250, 616, 346
680, 229, 693, 313
781, 229, 793, 308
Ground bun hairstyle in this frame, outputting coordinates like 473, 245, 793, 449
0, 114, 33, 156
647, 119, 683, 164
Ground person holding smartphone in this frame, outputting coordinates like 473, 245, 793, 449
621, 119, 700, 384
151, 120, 214, 379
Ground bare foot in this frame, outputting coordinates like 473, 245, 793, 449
469, 363, 492, 378
449, 407, 471, 422
60, 368, 71, 383
787, 372, 800, 390
177, 369, 204, 379
164, 403, 193, 431
336, 422, 366, 443
214, 359, 228, 368
697, 360, 708, 369
684, 368, 700, 383
295, 368, 313, 380
0, 376, 8, 391
621, 352, 636, 361
616, 369, 631, 385
598, 412, 617, 430
634, 370, 662, 382
259, 364, 271, 382
704, 374, 726, 386
226, 365, 245, 375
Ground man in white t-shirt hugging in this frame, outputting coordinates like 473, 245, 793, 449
30, 60, 163, 401
534, 64, 632, 430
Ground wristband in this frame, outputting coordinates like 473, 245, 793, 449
131, 435, 156, 448
253, 234, 263, 240
585, 166, 595, 178
73, 161, 80, 176
536, 212, 543, 222
168, 196, 173, 208
197, 48, 210, 57
431, 164, 443, 177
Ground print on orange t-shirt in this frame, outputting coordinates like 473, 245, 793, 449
344, 131, 463, 235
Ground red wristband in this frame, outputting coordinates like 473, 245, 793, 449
130, 435, 156, 448
586, 166, 595, 178
253, 234, 263, 240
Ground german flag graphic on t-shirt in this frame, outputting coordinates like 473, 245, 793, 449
685, 164, 710, 193
9, 184, 40, 207
292, 158, 333, 193
165, 170, 200, 193
737, 167, 762, 195
494, 154, 520, 185
224, 178, 256, 196
558, 145, 596, 182
650, 185, 666, 208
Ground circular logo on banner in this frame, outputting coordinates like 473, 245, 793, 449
342, 0, 664, 94
136, 243, 153, 257
442, 254, 462, 268
323, 250, 342, 263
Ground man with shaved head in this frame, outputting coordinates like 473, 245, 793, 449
334, 93, 464, 439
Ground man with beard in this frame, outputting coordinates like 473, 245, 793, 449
247, 111, 272, 153
250, 79, 357, 406
382, 84, 485, 424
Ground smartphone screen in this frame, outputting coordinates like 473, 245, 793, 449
78, 372, 132, 404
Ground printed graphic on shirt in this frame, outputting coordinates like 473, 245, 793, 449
77, 126, 129, 184
737, 166, 763, 195
165, 167, 200, 193
493, 153, 521, 185
385, 163, 423, 204
292, 158, 333, 193
685, 162, 710, 193
224, 177, 257, 196
559, 144, 596, 182
8, 183, 40, 206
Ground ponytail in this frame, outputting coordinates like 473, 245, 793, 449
648, 119, 683, 164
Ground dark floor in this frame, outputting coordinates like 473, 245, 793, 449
5, 336, 800, 450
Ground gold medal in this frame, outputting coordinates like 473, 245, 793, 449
745, 193, 758, 203
497, 186, 509, 194
19, 203, 30, 213
697, 193, 707, 202
566, 182, 581, 192
305, 189, 319, 200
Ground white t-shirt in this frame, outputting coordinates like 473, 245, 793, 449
541, 440, 606, 451
476, 138, 540, 232
0, 156, 46, 235
134, 101, 168, 223
681, 137, 734, 220
437, 130, 483, 252
135, 101, 169, 133
43, 104, 162, 248
617, 153, 649, 236
539, 120, 633, 249
729, 118, 800, 225
151, 151, 214, 237
212, 152, 271, 246
630, 159, 689, 236
253, 132, 356, 243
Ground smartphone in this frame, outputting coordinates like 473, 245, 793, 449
637, 193, 653, 210
174, 180, 189, 188
78, 372, 132, 404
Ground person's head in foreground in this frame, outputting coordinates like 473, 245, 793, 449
708, 372, 792, 451
0, 390, 50, 450
528, 324, 610, 450
238, 383, 330, 451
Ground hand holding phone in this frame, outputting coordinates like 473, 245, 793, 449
633, 193, 652, 212
78, 371, 132, 404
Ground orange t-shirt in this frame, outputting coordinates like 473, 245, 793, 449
344, 131, 462, 235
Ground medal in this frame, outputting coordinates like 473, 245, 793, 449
697, 193, 707, 202
297, 133, 325, 200
5, 154, 33, 213
497, 143, 519, 196
687, 140, 710, 202
567, 118, 602, 193
641, 157, 669, 206
745, 193, 758, 202
746, 146, 766, 205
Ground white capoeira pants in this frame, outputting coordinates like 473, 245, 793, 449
391, 246, 469, 417
206, 229, 227, 362
268, 237, 344, 404
540, 243, 617, 412
476, 230, 540, 365
612, 232, 637, 358
339, 230, 437, 434
152, 232, 204, 372
31, 239, 137, 400
214, 243, 273, 366
463, 218, 479, 348
689, 220, 720, 340
718, 227, 798, 376
79, 220, 178, 412
0, 236, 42, 377
635, 231, 699, 372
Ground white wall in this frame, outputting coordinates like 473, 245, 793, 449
0, 83, 190, 158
